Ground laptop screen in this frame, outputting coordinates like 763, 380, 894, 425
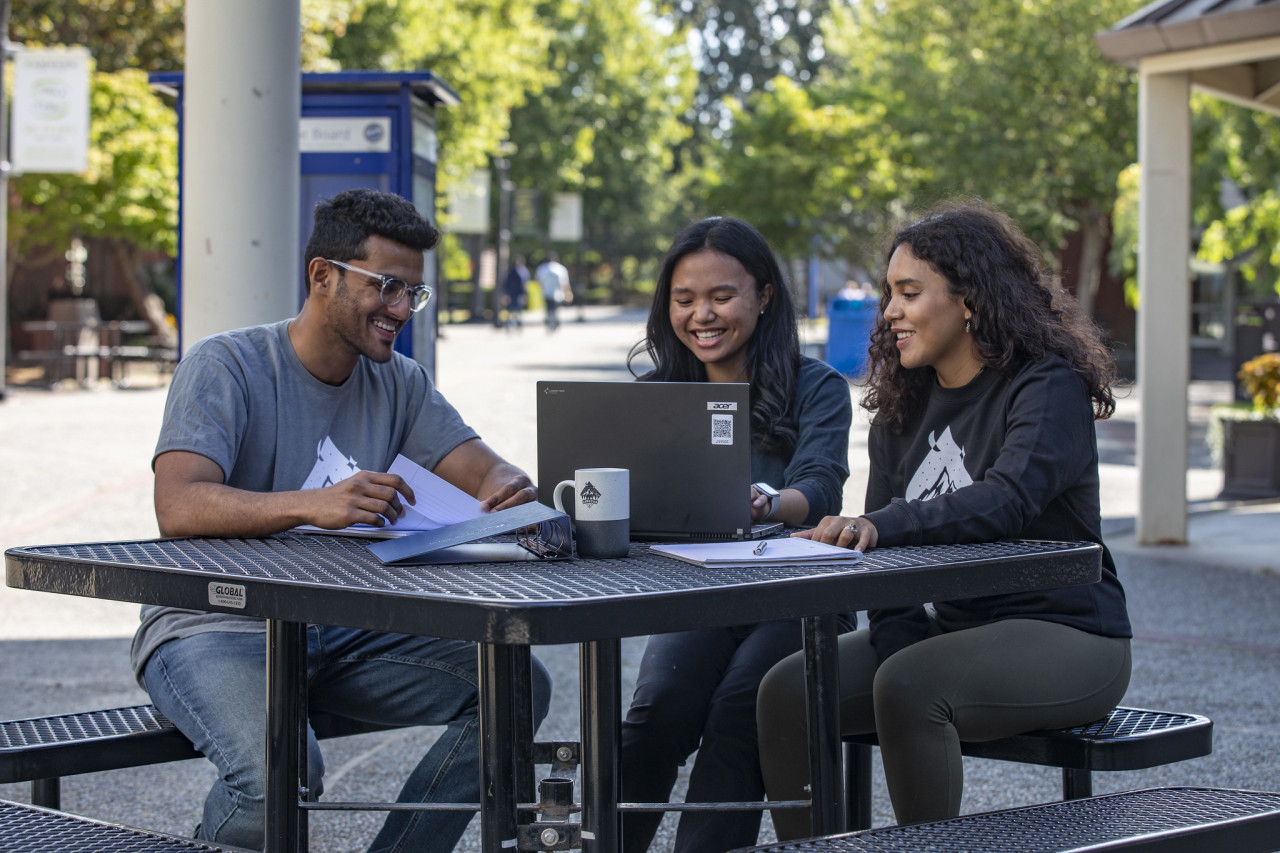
536, 380, 765, 540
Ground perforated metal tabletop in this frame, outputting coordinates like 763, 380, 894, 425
0, 799, 242, 852
4, 536, 1102, 853
5, 536, 1100, 644
732, 787, 1280, 853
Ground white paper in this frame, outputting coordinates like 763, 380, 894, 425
650, 538, 863, 568
293, 454, 484, 537
385, 454, 484, 530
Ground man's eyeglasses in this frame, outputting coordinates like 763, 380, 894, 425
326, 259, 434, 313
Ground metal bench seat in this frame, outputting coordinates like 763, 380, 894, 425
0, 704, 391, 811
844, 706, 1212, 829
0, 704, 581, 815
0, 798, 245, 852
736, 787, 1280, 853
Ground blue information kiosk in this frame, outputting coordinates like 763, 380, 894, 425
150, 70, 460, 377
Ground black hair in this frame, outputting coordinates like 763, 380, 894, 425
302, 188, 439, 293
864, 199, 1116, 432
628, 216, 802, 454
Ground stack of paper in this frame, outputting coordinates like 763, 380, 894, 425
293, 454, 485, 538
650, 538, 862, 569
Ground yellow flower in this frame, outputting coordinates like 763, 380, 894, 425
1238, 352, 1280, 412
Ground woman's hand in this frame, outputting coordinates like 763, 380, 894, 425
792, 515, 878, 552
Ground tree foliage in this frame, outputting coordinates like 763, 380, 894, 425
1191, 96, 1280, 298
309, 0, 555, 183
9, 69, 178, 257
9, 0, 183, 73
665, 0, 831, 134
713, 0, 1144, 301
504, 0, 696, 283
1110, 94, 1280, 303
704, 77, 901, 262
7, 2, 181, 321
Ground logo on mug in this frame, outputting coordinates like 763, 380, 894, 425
580, 481, 602, 506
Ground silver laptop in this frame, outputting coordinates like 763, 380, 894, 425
536, 380, 783, 541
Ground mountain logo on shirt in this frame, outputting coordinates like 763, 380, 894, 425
300, 436, 361, 490
906, 426, 973, 501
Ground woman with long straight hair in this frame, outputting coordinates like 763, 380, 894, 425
621, 216, 854, 852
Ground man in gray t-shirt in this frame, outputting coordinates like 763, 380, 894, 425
133, 188, 551, 853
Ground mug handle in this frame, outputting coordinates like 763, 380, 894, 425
552, 479, 575, 513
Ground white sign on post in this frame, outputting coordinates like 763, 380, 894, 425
298, 117, 392, 153
549, 192, 583, 242
448, 170, 490, 235
12, 47, 92, 174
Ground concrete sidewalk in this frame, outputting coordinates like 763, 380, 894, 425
2, 306, 1278, 850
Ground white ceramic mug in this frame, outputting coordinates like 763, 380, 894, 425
552, 468, 630, 559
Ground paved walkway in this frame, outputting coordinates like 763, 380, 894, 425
2, 306, 1278, 850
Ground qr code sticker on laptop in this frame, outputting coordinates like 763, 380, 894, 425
711, 413, 734, 446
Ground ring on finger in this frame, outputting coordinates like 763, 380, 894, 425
844, 523, 858, 534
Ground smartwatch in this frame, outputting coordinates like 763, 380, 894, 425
752, 482, 781, 521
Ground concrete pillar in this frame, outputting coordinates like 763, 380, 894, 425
1136, 69, 1191, 545
181, 0, 300, 352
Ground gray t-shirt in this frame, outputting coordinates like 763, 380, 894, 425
129, 319, 477, 680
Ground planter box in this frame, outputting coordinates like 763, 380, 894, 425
1220, 417, 1280, 499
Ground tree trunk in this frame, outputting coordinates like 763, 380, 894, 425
109, 239, 177, 347
1073, 206, 1108, 321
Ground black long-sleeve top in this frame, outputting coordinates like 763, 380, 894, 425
863, 356, 1132, 663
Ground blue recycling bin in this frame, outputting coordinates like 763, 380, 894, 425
825, 298, 877, 377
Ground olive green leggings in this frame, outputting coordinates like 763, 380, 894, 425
757, 618, 1131, 837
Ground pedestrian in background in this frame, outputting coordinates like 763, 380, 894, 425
501, 255, 529, 332
535, 252, 572, 333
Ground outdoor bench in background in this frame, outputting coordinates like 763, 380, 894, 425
733, 787, 1280, 853
844, 705, 1213, 829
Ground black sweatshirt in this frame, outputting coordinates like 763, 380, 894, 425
863, 356, 1132, 663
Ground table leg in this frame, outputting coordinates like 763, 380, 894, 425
510, 646, 537, 826
802, 614, 845, 837
266, 619, 308, 853
478, 643, 521, 850
580, 639, 621, 853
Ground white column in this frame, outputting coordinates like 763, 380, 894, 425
181, 0, 300, 352
1136, 69, 1191, 545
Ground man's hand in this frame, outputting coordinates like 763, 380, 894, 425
792, 515, 878, 552
433, 438, 536, 513
479, 474, 536, 512
154, 451, 415, 538
309, 471, 415, 530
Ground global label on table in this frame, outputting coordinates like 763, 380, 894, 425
208, 582, 247, 609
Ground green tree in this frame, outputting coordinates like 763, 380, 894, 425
705, 77, 902, 263
725, 0, 1144, 311
504, 0, 697, 298
311, 0, 554, 184
10, 0, 183, 72
1110, 94, 1280, 304
8, 69, 178, 320
1191, 95, 1280, 298
665, 0, 831, 135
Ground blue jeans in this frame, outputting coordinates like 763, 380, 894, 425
619, 616, 855, 853
143, 626, 552, 853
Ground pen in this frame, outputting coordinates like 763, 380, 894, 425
754, 540, 768, 556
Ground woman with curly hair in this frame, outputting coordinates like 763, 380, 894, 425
621, 216, 854, 852
757, 200, 1132, 834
